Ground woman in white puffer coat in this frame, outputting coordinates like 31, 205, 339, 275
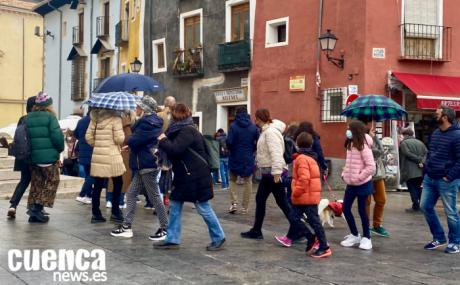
241, 109, 291, 240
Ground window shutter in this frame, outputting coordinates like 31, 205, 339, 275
404, 0, 438, 25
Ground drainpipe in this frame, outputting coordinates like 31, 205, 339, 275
47, 1, 63, 118
22, 18, 25, 107
89, 0, 94, 94
315, 0, 324, 99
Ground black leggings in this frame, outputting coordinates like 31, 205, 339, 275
343, 188, 370, 238
92, 176, 123, 217
253, 175, 291, 232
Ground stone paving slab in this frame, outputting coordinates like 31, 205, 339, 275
0, 189, 459, 284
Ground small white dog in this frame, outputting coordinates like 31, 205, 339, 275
318, 198, 345, 228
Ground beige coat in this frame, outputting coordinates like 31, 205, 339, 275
256, 119, 287, 175
85, 109, 126, 178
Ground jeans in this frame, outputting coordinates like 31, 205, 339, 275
78, 164, 93, 198
10, 166, 31, 208
366, 179, 387, 227
212, 170, 220, 184
92, 176, 123, 217
166, 200, 225, 244
253, 175, 291, 232
287, 205, 328, 249
406, 177, 423, 210
343, 181, 372, 239
219, 158, 229, 188
421, 175, 460, 244
106, 191, 126, 206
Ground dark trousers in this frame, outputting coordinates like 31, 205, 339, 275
287, 205, 329, 249
343, 187, 370, 238
78, 164, 93, 198
406, 177, 423, 210
92, 176, 123, 217
283, 177, 293, 205
253, 175, 291, 232
10, 166, 32, 208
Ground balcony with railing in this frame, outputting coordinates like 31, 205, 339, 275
96, 16, 110, 37
72, 26, 83, 45
217, 40, 251, 72
115, 20, 129, 46
400, 23, 452, 62
172, 47, 204, 78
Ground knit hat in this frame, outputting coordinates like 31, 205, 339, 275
137, 96, 157, 115
35, 91, 53, 107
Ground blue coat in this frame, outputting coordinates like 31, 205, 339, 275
425, 124, 460, 181
312, 136, 327, 170
128, 113, 163, 171
226, 113, 259, 177
74, 115, 93, 166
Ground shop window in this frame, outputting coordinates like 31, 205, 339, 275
265, 17, 289, 48
320, 87, 347, 123
152, 38, 167, 73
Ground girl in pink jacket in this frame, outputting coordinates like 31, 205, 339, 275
340, 121, 376, 250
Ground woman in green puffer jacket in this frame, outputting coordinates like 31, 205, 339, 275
26, 92, 64, 223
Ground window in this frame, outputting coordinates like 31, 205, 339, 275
231, 2, 249, 42
100, 57, 111, 79
320, 87, 347, 123
265, 17, 289, 48
71, 58, 86, 101
152, 38, 167, 73
184, 15, 201, 51
78, 12, 84, 43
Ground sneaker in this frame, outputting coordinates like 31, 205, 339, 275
340, 234, 361, 247
120, 204, 127, 209
7, 207, 16, 219
149, 228, 167, 241
241, 229, 263, 240
228, 203, 237, 214
444, 243, 460, 254
154, 241, 180, 250
144, 204, 154, 210
274, 235, 292, 247
110, 225, 133, 238
91, 216, 106, 224
83, 197, 92, 204
371, 226, 390, 237
206, 238, 226, 251
424, 240, 447, 250
305, 236, 317, 253
136, 198, 141, 204
76, 196, 86, 204
359, 237, 372, 250
106, 201, 112, 208
311, 247, 332, 258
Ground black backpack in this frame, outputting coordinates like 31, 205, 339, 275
12, 119, 31, 160
283, 136, 297, 164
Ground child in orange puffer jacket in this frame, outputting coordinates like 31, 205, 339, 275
274, 132, 331, 258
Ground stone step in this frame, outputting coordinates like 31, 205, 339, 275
0, 175, 84, 200
0, 169, 21, 180
0, 148, 8, 158
0, 157, 14, 169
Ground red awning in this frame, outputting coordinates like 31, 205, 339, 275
392, 72, 460, 110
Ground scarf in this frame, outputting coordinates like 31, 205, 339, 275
166, 116, 195, 135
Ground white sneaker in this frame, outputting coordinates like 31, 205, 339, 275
106, 201, 112, 208
110, 225, 133, 238
120, 204, 127, 209
83, 197, 92, 204
76, 196, 86, 204
359, 237, 372, 250
340, 234, 361, 247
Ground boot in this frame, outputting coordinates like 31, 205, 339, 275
28, 204, 49, 223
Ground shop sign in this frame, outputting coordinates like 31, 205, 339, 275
241, 78, 248, 87
372, 48, 385, 59
289, 75, 305, 92
214, 88, 247, 103
348, 85, 358, 94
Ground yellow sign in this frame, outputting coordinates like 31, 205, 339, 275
289, 76, 305, 92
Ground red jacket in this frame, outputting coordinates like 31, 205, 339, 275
291, 154, 322, 205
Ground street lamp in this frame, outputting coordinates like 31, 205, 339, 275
319, 29, 344, 69
130, 57, 142, 73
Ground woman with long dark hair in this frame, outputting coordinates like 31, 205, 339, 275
294, 122, 328, 176
340, 120, 375, 250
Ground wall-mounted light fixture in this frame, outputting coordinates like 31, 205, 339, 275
130, 57, 143, 73
34, 26, 55, 40
319, 29, 344, 69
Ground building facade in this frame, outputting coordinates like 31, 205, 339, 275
0, 0, 43, 127
144, 0, 255, 134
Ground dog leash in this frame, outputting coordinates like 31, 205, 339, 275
323, 175, 338, 201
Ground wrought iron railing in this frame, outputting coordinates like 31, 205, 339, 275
320, 88, 347, 123
72, 26, 83, 45
217, 40, 251, 72
400, 23, 452, 61
172, 47, 204, 78
96, 16, 110, 37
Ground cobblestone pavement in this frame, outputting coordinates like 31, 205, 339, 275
0, 188, 459, 285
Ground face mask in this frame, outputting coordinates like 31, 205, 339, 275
346, 129, 353, 139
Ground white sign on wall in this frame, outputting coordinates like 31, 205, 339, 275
348, 85, 358, 95
372, 48, 386, 59
214, 88, 247, 103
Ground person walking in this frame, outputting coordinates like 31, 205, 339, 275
366, 127, 390, 237
241, 109, 290, 239
274, 132, 332, 258
226, 107, 259, 214
283, 123, 299, 205
74, 109, 94, 204
26, 92, 64, 223
86, 108, 126, 224
154, 103, 225, 251
420, 106, 460, 254
294, 121, 328, 177
111, 96, 168, 240
399, 127, 427, 213
340, 120, 375, 250
7, 96, 36, 219
215, 129, 229, 190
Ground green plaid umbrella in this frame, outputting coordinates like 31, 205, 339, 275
340, 94, 407, 122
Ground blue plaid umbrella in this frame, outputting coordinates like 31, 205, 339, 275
94, 73, 165, 93
84, 92, 141, 111
340, 94, 407, 122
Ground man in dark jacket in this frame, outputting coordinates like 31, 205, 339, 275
74, 110, 94, 204
421, 106, 460, 254
7, 96, 36, 219
226, 107, 259, 214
